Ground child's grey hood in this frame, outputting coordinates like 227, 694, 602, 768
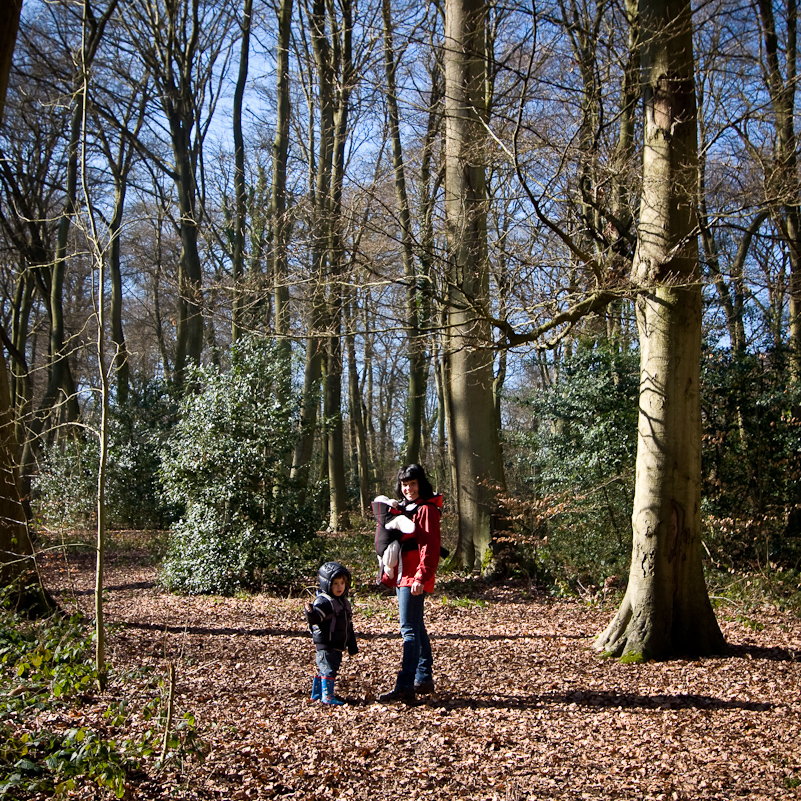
317, 561, 352, 596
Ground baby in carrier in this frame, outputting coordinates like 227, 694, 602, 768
372, 495, 413, 586
371, 493, 445, 587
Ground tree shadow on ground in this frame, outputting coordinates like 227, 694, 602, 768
115, 621, 588, 642
414, 690, 773, 713
728, 643, 800, 662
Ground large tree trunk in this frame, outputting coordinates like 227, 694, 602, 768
291, 0, 334, 497
0, 6, 53, 614
595, 0, 726, 660
0, 350, 54, 615
0, 0, 21, 125
443, 0, 505, 571
291, 0, 352, 527
108, 182, 130, 404
130, 0, 233, 386
324, 0, 353, 531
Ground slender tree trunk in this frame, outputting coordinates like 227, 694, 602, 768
171, 125, 204, 385
272, 0, 293, 374
291, 335, 324, 496
346, 290, 371, 514
78, 35, 108, 685
231, 0, 252, 342
10, 269, 33, 462
324, 293, 348, 529
291, 0, 334, 496
758, 0, 801, 380
324, 0, 353, 530
99, 74, 148, 406
363, 304, 379, 493
152, 226, 173, 383
443, 0, 505, 571
382, 0, 426, 465
108, 182, 130, 404
93, 239, 109, 691
50, 99, 83, 425
595, 0, 726, 660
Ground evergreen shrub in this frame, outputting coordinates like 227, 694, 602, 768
159, 337, 322, 595
34, 436, 98, 529
701, 347, 801, 570
505, 344, 638, 591
105, 380, 181, 529
33, 381, 178, 531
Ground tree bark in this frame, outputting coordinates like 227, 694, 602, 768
272, 0, 293, 373
231, 0, 252, 342
0, 2, 54, 614
443, 0, 505, 571
595, 0, 726, 660
291, 0, 335, 496
757, 0, 801, 381
0, 348, 54, 615
0, 0, 21, 125
128, 0, 234, 386
346, 290, 370, 514
382, 0, 426, 465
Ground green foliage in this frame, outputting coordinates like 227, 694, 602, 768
707, 566, 801, 616
0, 605, 126, 797
701, 348, 801, 570
0, 726, 132, 799
105, 380, 181, 529
33, 381, 179, 531
34, 436, 98, 530
504, 344, 639, 591
159, 337, 323, 595
440, 596, 487, 609
0, 592, 204, 798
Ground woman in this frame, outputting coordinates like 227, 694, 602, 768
378, 464, 442, 703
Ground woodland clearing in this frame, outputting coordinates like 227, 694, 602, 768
30, 536, 801, 801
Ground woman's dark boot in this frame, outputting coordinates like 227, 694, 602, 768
378, 686, 415, 703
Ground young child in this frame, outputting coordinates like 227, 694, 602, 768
304, 561, 358, 705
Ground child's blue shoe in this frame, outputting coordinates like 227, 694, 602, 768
311, 675, 322, 700
321, 676, 344, 705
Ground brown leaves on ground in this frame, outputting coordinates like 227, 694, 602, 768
38, 548, 801, 801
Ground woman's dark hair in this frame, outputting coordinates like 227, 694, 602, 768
395, 463, 435, 501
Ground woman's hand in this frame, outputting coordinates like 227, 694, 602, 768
411, 580, 424, 596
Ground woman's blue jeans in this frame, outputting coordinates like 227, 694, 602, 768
396, 586, 432, 689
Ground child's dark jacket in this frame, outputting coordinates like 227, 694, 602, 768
305, 562, 358, 655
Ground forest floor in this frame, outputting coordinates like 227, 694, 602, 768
36, 535, 801, 801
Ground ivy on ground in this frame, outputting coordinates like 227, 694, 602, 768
0, 593, 199, 798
